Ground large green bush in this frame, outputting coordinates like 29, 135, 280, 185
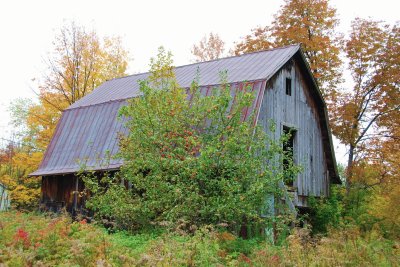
308, 185, 344, 234
83, 48, 298, 233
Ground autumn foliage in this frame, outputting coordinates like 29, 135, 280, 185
233, 0, 342, 97
191, 32, 225, 62
0, 21, 130, 210
1, 0, 398, 250
232, 27, 273, 56
230, 1, 399, 239
1, 211, 398, 266
327, 18, 400, 237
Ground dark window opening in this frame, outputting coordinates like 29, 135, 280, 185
285, 78, 292, 96
283, 126, 296, 186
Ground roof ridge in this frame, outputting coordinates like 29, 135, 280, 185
108, 44, 300, 82
67, 98, 129, 110
68, 78, 268, 110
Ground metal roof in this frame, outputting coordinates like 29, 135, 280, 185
30, 81, 267, 176
30, 100, 129, 176
31, 44, 339, 183
69, 44, 300, 109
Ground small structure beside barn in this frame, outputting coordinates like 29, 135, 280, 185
0, 182, 10, 211
31, 44, 339, 214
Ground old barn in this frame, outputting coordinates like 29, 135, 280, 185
31, 44, 339, 214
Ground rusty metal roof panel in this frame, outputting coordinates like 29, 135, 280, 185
30, 100, 128, 176
69, 45, 300, 109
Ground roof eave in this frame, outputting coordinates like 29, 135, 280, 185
29, 166, 122, 177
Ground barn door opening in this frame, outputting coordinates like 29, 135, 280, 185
283, 126, 296, 187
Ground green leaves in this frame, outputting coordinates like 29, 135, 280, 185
85, 50, 299, 232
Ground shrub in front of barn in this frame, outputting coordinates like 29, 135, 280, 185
82, 48, 299, 235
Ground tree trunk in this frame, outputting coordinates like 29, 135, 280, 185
346, 144, 355, 195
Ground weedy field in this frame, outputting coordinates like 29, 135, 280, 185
0, 211, 398, 266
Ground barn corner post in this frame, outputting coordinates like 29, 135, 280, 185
39, 176, 45, 211
39, 175, 51, 212
72, 175, 79, 217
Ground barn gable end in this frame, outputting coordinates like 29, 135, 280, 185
258, 57, 337, 206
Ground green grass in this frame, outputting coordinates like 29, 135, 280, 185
0, 211, 398, 266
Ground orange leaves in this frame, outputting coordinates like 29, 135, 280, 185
233, 0, 342, 97
191, 32, 225, 62
232, 26, 273, 56
161, 129, 200, 159
329, 18, 400, 200
331, 18, 399, 150
271, 0, 343, 96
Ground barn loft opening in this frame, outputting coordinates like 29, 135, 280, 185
283, 126, 296, 186
285, 77, 292, 96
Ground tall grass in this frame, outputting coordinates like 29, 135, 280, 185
0, 211, 398, 266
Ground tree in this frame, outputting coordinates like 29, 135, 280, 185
83, 48, 298, 232
330, 18, 399, 191
232, 26, 273, 56
0, 99, 42, 210
28, 21, 130, 152
42, 21, 129, 108
270, 0, 342, 96
3, 21, 130, 210
233, 0, 342, 97
191, 32, 225, 62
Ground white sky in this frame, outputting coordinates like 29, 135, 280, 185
0, 0, 398, 163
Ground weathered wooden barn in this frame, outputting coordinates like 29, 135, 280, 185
31, 44, 339, 214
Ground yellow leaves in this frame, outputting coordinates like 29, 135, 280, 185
43, 20, 129, 106
0, 149, 43, 210
4, 21, 131, 211
0, 173, 41, 210
95, 35, 129, 84
0, 174, 17, 190
25, 21, 130, 153
13, 151, 43, 173
149, 47, 176, 89
369, 184, 400, 237
10, 184, 41, 210
26, 98, 61, 152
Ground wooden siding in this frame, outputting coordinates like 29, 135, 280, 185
40, 175, 86, 214
258, 60, 329, 199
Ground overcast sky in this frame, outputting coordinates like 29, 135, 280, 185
0, 0, 398, 161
